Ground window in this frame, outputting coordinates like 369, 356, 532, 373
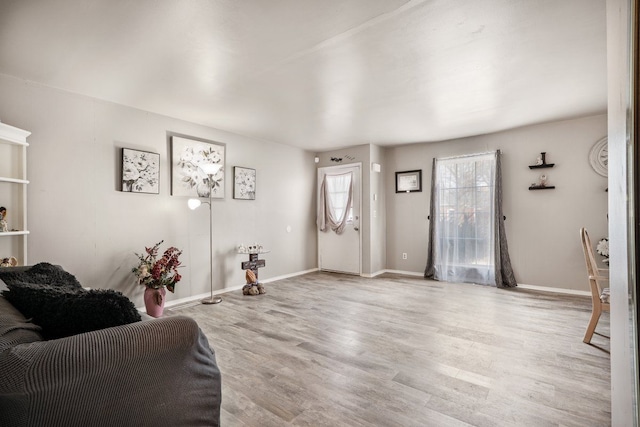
325, 174, 353, 222
432, 153, 496, 284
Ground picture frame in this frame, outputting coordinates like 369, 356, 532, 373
170, 135, 225, 198
233, 167, 256, 200
395, 169, 422, 193
121, 148, 160, 194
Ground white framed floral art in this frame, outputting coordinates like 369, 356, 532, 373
122, 148, 160, 194
233, 167, 256, 200
170, 135, 225, 198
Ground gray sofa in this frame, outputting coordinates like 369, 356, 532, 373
0, 266, 221, 427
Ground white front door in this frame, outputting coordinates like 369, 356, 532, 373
317, 164, 361, 275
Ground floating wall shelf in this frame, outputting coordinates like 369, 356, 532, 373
528, 185, 555, 191
528, 164, 555, 169
528, 152, 556, 190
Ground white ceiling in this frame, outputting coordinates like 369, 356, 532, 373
0, 0, 607, 151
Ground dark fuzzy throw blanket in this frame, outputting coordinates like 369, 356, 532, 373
0, 262, 82, 289
1, 263, 141, 340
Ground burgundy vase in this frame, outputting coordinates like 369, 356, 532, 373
144, 287, 166, 318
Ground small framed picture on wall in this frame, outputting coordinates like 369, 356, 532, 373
395, 169, 422, 193
233, 167, 256, 200
121, 148, 160, 194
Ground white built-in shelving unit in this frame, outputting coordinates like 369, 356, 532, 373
0, 122, 30, 265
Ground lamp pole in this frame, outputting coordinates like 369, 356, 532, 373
187, 163, 223, 305
201, 171, 222, 305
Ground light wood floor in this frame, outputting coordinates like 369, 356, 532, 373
172, 272, 611, 427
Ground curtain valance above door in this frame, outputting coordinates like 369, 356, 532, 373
318, 171, 353, 234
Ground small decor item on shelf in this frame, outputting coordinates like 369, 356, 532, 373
0, 206, 7, 232
529, 174, 548, 189
529, 174, 556, 190
596, 238, 609, 265
238, 243, 264, 254
132, 240, 183, 317
0, 256, 17, 267
529, 152, 555, 169
242, 269, 265, 296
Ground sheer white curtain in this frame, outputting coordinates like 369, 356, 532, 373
318, 172, 353, 234
430, 152, 496, 285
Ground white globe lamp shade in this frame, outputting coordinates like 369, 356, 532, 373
199, 163, 222, 175
188, 199, 202, 210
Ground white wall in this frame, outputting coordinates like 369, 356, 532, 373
0, 74, 317, 307
0, 72, 609, 299
385, 114, 608, 291
607, 0, 638, 424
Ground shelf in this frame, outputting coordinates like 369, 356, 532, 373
528, 185, 556, 190
0, 230, 30, 236
0, 122, 29, 265
528, 164, 555, 169
0, 176, 29, 184
0, 122, 31, 146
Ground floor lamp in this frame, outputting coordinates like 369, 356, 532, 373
188, 163, 222, 305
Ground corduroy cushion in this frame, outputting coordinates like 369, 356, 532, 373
0, 296, 42, 351
2, 283, 141, 340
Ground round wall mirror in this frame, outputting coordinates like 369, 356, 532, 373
589, 136, 608, 177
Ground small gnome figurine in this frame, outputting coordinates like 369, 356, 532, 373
242, 269, 266, 295
0, 256, 17, 267
0, 207, 8, 233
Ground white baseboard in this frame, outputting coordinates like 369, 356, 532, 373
380, 269, 424, 277
139, 267, 320, 311
261, 267, 319, 283
517, 283, 590, 297
137, 286, 242, 311
164, 286, 244, 309
361, 270, 386, 278
364, 270, 591, 297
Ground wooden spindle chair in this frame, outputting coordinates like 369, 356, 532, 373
580, 227, 610, 343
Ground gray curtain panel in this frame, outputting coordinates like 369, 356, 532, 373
424, 158, 437, 279
493, 150, 517, 288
